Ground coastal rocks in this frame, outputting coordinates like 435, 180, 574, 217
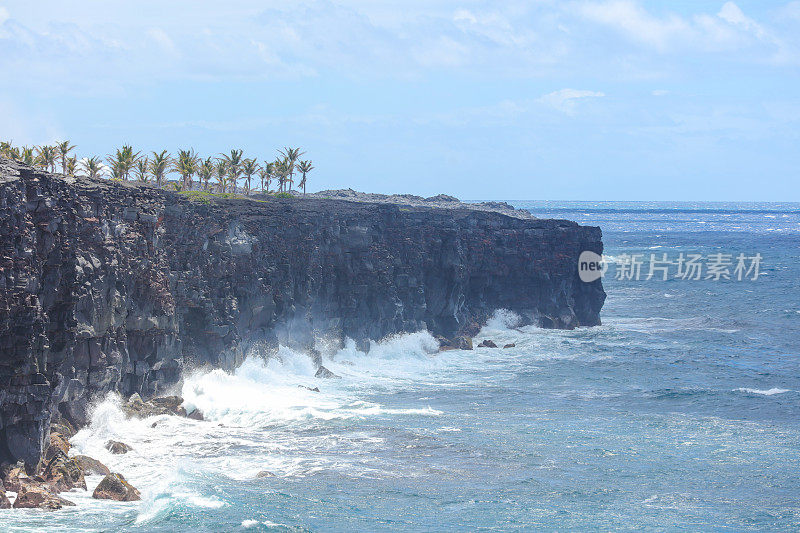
503, 343, 516, 349
92, 473, 141, 501
105, 440, 131, 454
256, 470, 275, 478
186, 408, 204, 421
73, 455, 110, 476
121, 393, 204, 420
478, 340, 498, 348
13, 484, 75, 510
49, 419, 76, 440
122, 394, 186, 418
2, 463, 30, 492
44, 432, 71, 461
437, 335, 473, 351
315, 366, 341, 379
0, 159, 605, 467
0, 490, 10, 509
41, 454, 86, 492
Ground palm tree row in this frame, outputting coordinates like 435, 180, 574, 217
0, 140, 315, 196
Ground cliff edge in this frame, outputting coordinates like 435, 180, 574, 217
0, 158, 605, 467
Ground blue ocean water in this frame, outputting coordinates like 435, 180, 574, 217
2, 201, 799, 531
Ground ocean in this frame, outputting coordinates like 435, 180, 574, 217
2, 201, 799, 531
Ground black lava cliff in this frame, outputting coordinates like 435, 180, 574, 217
0, 159, 605, 467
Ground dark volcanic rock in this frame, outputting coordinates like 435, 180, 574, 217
0, 158, 605, 467
315, 366, 341, 379
122, 394, 188, 419
503, 343, 516, 349
44, 432, 71, 461
0, 489, 10, 509
105, 440, 131, 454
13, 484, 75, 509
41, 453, 86, 492
92, 473, 141, 501
186, 408, 204, 420
478, 339, 498, 348
73, 455, 110, 476
437, 335, 473, 351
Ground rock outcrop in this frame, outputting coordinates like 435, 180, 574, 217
13, 484, 75, 510
72, 455, 110, 476
0, 158, 605, 468
92, 472, 141, 501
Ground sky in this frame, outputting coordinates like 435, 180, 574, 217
0, 0, 798, 201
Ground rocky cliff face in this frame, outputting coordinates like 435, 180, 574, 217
0, 159, 605, 468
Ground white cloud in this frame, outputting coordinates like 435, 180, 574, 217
147, 28, 179, 57
575, 0, 789, 59
0, 7, 9, 26
576, 0, 689, 51
538, 89, 605, 114
718, 2, 766, 39
0, 0, 796, 95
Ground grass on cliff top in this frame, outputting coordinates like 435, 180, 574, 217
178, 190, 295, 204
178, 190, 237, 204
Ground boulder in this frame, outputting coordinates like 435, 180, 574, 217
438, 335, 474, 351
503, 343, 516, 349
105, 440, 132, 454
121, 394, 188, 419
13, 484, 75, 509
0, 490, 10, 509
298, 385, 320, 392
73, 455, 111, 476
315, 366, 341, 379
41, 454, 86, 491
44, 432, 71, 461
186, 409, 204, 421
478, 339, 498, 348
256, 470, 275, 478
2, 463, 29, 492
49, 418, 77, 439
92, 473, 141, 501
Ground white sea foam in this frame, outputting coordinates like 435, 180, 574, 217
735, 387, 791, 396
485, 309, 522, 330
62, 326, 509, 520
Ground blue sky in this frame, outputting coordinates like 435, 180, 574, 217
1, 0, 798, 201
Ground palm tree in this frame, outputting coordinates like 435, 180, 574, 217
150, 150, 171, 188
278, 147, 304, 192
122, 145, 140, 181
66, 156, 77, 177
36, 145, 57, 172
198, 157, 214, 191
220, 149, 243, 195
214, 159, 227, 193
173, 149, 199, 190
297, 160, 314, 196
134, 157, 150, 183
274, 157, 288, 192
80, 157, 103, 179
107, 150, 125, 181
109, 160, 124, 180
0, 140, 13, 159
21, 146, 36, 166
108, 145, 140, 181
258, 162, 273, 193
57, 141, 76, 174
241, 158, 259, 196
